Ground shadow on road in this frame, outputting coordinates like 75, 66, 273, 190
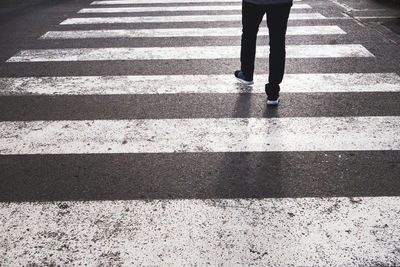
215, 84, 284, 199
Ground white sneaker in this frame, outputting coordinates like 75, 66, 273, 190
267, 97, 280, 105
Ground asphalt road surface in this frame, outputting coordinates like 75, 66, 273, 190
0, 0, 400, 265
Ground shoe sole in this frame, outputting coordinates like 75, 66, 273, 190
267, 97, 280, 105
235, 77, 254, 85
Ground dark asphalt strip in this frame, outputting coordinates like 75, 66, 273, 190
0, 151, 399, 202
0, 92, 399, 121
0, 58, 391, 77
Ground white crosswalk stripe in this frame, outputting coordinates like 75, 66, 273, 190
1, 116, 399, 155
78, 4, 312, 13
59, 13, 327, 24
2, 0, 400, 265
91, 0, 302, 4
1, 197, 399, 266
1, 73, 399, 95
7, 45, 374, 62
41, 26, 346, 39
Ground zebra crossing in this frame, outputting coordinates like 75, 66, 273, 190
1, 0, 400, 265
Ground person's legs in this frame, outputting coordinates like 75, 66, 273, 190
265, 2, 292, 99
240, 1, 266, 81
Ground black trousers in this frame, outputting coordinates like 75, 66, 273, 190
240, 1, 292, 86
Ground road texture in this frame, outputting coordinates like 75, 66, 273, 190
0, 0, 400, 265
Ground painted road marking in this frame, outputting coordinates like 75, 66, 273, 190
78, 4, 311, 13
6, 45, 374, 62
1, 73, 398, 95
59, 13, 326, 24
91, 0, 302, 4
1, 116, 399, 154
41, 26, 346, 39
1, 197, 399, 265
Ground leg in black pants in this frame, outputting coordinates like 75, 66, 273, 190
266, 3, 292, 98
240, 1, 292, 99
240, 1, 265, 81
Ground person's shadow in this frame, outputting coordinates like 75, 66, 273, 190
213, 81, 283, 199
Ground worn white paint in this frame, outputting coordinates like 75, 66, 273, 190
354, 15, 400, 19
6, 44, 374, 62
78, 4, 311, 13
1, 197, 399, 266
1, 73, 398, 96
301, 15, 400, 20
0, 116, 399, 155
59, 13, 326, 24
91, 0, 301, 4
41, 26, 346, 39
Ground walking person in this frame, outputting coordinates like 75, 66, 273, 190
235, 0, 293, 105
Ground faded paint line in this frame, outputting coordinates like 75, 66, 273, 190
6, 45, 374, 62
91, 0, 302, 4
1, 73, 398, 95
1, 197, 399, 266
78, 4, 311, 13
59, 13, 326, 25
314, 16, 400, 20
354, 16, 400, 19
0, 116, 399, 154
40, 26, 346, 39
